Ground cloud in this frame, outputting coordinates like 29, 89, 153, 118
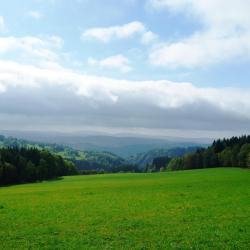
148, 0, 250, 68
88, 55, 133, 73
0, 36, 63, 63
28, 11, 42, 19
150, 32, 250, 69
0, 16, 6, 32
81, 21, 145, 42
141, 31, 158, 45
1, 59, 250, 136
81, 21, 157, 44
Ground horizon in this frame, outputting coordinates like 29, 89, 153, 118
0, 128, 243, 143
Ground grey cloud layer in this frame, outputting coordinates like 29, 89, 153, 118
0, 60, 250, 135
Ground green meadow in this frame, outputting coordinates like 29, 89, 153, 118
0, 168, 249, 249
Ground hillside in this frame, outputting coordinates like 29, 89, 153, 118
166, 135, 250, 171
128, 146, 199, 169
0, 135, 201, 172
0, 135, 130, 172
0, 168, 249, 249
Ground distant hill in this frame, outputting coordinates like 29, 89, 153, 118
66, 135, 202, 158
0, 135, 131, 172
0, 134, 205, 172
0, 131, 208, 158
128, 147, 200, 169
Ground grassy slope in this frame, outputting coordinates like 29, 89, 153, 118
0, 168, 249, 249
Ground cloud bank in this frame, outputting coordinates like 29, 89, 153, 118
1, 59, 250, 136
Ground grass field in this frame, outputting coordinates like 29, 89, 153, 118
0, 168, 249, 249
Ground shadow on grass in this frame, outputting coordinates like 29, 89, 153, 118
0, 176, 64, 187
45, 177, 64, 182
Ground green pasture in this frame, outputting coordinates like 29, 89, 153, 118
0, 168, 249, 249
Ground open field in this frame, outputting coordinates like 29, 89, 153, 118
0, 168, 250, 249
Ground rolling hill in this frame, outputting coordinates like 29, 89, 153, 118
0, 135, 129, 172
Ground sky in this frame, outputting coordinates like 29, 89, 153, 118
0, 0, 250, 139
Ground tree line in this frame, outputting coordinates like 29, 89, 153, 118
164, 136, 250, 171
0, 147, 77, 186
1, 135, 249, 185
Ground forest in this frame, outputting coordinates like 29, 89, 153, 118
164, 136, 250, 171
0, 147, 77, 185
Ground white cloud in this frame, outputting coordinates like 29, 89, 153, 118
82, 21, 145, 42
28, 11, 42, 19
148, 0, 250, 68
88, 55, 133, 73
81, 21, 157, 44
0, 36, 63, 63
150, 32, 250, 69
0, 16, 6, 32
141, 31, 158, 44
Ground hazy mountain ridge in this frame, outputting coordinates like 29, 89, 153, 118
0, 130, 208, 158
128, 147, 200, 169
